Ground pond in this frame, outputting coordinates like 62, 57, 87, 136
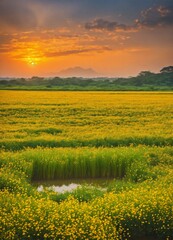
33, 178, 113, 193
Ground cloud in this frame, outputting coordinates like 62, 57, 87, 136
45, 46, 111, 57
136, 5, 173, 27
0, 34, 13, 45
0, 0, 37, 31
85, 19, 133, 32
85, 5, 173, 32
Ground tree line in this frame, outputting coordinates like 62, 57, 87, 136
0, 66, 173, 90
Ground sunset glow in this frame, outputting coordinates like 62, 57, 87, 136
25, 57, 41, 66
0, 0, 172, 77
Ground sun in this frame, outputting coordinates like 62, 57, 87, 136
29, 61, 36, 66
31, 61, 36, 65
25, 57, 40, 66
28, 59, 37, 66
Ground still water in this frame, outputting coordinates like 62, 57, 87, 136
33, 178, 112, 193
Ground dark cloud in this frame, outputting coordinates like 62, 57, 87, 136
46, 49, 91, 57
1, 0, 172, 33
136, 5, 173, 27
40, 0, 173, 24
0, 34, 13, 44
45, 47, 111, 57
0, 0, 37, 31
85, 5, 173, 32
85, 19, 133, 31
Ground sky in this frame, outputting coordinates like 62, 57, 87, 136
0, 0, 173, 77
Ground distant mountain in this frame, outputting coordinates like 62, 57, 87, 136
58, 66, 99, 78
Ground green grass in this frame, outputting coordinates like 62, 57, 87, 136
0, 136, 173, 151
1, 146, 172, 183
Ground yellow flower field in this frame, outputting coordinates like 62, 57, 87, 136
0, 91, 173, 239
1, 91, 173, 147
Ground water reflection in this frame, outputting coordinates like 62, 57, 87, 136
34, 178, 112, 193
37, 183, 79, 193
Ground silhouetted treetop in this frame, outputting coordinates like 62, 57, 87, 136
160, 66, 173, 73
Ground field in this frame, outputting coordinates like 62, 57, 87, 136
0, 90, 173, 239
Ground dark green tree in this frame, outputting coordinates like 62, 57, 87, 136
160, 66, 173, 73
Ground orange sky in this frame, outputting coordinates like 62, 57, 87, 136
0, 0, 173, 77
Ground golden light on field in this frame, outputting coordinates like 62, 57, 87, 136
0, 91, 173, 239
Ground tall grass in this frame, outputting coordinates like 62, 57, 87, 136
4, 146, 169, 181
1, 146, 172, 186
30, 147, 139, 180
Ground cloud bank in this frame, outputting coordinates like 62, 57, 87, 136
85, 19, 132, 32
85, 5, 173, 32
136, 5, 173, 27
